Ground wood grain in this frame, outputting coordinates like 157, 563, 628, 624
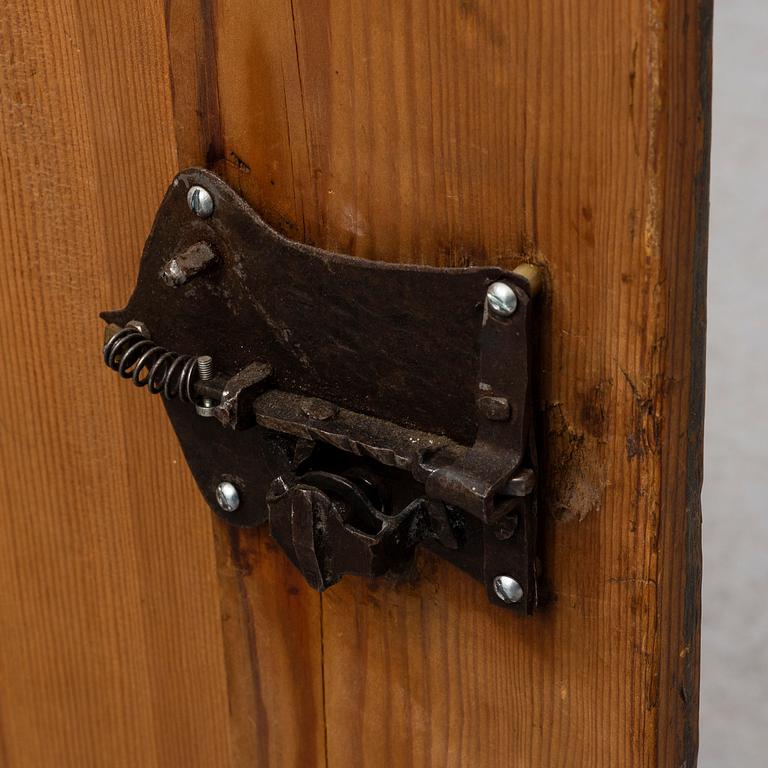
0, 0, 709, 765
0, 2, 232, 766
166, 1, 710, 766
165, 3, 329, 765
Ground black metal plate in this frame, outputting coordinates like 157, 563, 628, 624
102, 168, 538, 611
103, 168, 529, 524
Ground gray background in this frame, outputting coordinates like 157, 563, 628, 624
700, 2, 768, 765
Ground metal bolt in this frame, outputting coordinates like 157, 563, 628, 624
160, 242, 217, 287
486, 282, 518, 317
161, 257, 185, 286
493, 575, 523, 604
197, 355, 213, 380
195, 355, 216, 417
216, 481, 240, 513
187, 185, 214, 218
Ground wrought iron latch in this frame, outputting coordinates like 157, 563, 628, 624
101, 169, 542, 612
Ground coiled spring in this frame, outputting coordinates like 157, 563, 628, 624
103, 324, 200, 402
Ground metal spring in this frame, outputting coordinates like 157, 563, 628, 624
103, 325, 200, 402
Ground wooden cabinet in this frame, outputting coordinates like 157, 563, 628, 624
0, 2, 710, 765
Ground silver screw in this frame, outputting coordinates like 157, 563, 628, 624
187, 185, 214, 218
493, 575, 523, 604
195, 355, 216, 417
486, 282, 518, 317
216, 481, 240, 513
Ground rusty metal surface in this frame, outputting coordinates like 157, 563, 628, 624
160, 241, 217, 286
101, 168, 540, 611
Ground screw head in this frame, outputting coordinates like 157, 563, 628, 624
187, 185, 214, 218
493, 575, 523, 604
486, 282, 518, 317
215, 481, 240, 513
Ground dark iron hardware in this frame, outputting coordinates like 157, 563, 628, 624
101, 168, 542, 612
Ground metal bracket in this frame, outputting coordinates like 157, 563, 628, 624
101, 168, 542, 612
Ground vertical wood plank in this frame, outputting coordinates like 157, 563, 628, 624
176, 0, 709, 765
165, 2, 329, 765
0, 2, 234, 766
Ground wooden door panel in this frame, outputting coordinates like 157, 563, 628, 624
0, 2, 231, 766
0, 1, 710, 766
165, 2, 710, 767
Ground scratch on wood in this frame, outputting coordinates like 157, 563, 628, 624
620, 366, 661, 460
543, 402, 605, 522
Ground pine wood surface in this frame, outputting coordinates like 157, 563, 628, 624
0, 3, 231, 766
0, 1, 710, 766
166, 2, 710, 766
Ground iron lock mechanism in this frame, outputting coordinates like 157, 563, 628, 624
101, 168, 542, 612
